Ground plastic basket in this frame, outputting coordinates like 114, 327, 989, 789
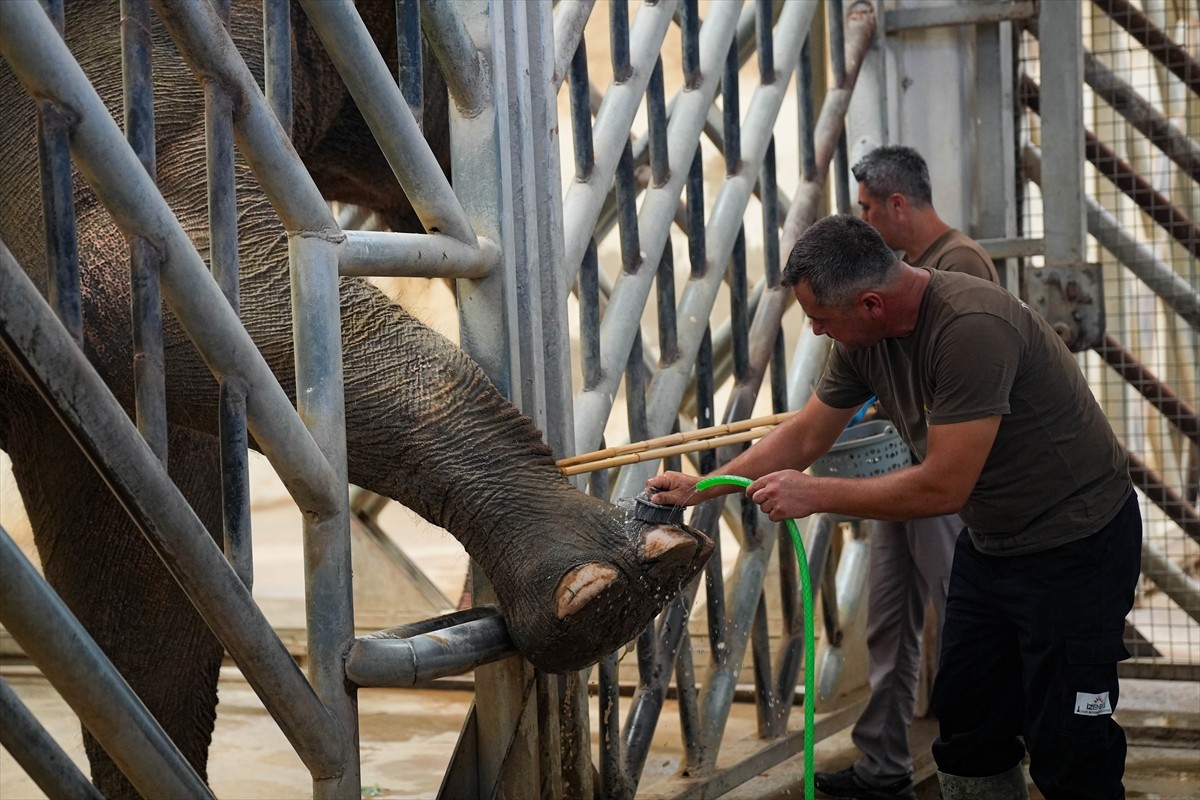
810, 420, 911, 479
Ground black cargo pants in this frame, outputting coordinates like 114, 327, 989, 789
930, 491, 1142, 799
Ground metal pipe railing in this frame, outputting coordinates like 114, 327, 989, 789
0, 0, 344, 517
36, 0, 82, 346
201, 0, 254, 589
0, 242, 347, 781
1020, 75, 1200, 259
0, 528, 212, 799
1022, 144, 1200, 331
561, 0, 681, 288
1091, 0, 1200, 95
0, 677, 104, 800
346, 610, 516, 687
122, 0, 169, 464
298, 0, 477, 245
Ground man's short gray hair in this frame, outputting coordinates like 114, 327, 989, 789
782, 215, 901, 306
851, 145, 933, 207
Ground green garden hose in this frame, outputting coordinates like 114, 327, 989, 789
695, 475, 815, 800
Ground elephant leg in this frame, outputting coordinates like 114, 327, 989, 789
5, 395, 225, 799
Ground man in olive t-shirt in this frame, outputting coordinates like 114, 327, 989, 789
794, 145, 1004, 800
648, 215, 1141, 799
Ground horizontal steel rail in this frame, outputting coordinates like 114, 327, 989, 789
347, 609, 516, 687
0, 1, 343, 518
0, 528, 212, 799
0, 242, 348, 781
338, 230, 500, 278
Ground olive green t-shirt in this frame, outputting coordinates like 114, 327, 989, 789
816, 269, 1131, 555
910, 228, 999, 284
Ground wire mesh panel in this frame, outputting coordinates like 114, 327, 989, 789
1017, 1, 1199, 679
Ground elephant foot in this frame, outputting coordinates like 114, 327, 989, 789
498, 517, 713, 673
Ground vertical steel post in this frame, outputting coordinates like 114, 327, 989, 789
1038, 1, 1087, 270
35, 0, 82, 346
290, 235, 359, 800
205, 0, 253, 589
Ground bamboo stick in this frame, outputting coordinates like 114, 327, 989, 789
558, 427, 771, 476
555, 409, 798, 469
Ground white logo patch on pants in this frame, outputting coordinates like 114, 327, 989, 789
1074, 691, 1113, 716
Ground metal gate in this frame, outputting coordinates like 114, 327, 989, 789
1, 0, 1196, 798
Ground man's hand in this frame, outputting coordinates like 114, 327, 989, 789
746, 470, 821, 522
644, 471, 703, 506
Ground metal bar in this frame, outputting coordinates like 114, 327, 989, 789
121, 0, 169, 463
581, 238, 602, 389
551, 0, 595, 90
749, 589, 776, 736
1034, 3, 1087, 270
289, 234, 359, 799
263, 0, 292, 136
622, 575, 706, 783
576, 0, 811, 460
203, 0, 254, 590
885, 0, 1038, 31
1126, 447, 1200, 545
396, 0, 423, 129
829, 0, 851, 215
609, 0, 631, 84
599, 653, 630, 799
1022, 144, 1200, 331
35, 0, 82, 346
337, 230, 499, 278
0, 1, 344, 516
0, 677, 104, 800
630, 0, 866, 476
674, 628, 703, 767
346, 615, 516, 686
561, 0, 681, 286
696, 523, 778, 763
298, 0, 477, 244
1094, 333, 1200, 447
617, 140, 642, 273
687, 146, 707, 279
1092, 0, 1200, 93
1082, 48, 1200, 182
646, 56, 669, 188
1005, 101, 1199, 252
420, 0, 489, 114
0, 528, 212, 799
152, 0, 335, 233
568, 32, 595, 180
220, 379, 253, 587
0, 243, 348, 781
1141, 537, 1200, 627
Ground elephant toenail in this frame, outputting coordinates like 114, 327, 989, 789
555, 562, 618, 619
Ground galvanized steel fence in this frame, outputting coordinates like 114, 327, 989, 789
1, 1, 1196, 799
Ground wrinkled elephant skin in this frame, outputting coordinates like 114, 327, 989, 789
0, 1, 713, 796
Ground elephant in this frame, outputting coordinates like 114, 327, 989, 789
0, 1, 713, 796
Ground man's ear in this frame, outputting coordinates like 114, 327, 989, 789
860, 291, 884, 314
888, 192, 907, 215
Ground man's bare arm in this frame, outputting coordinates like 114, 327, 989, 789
745, 415, 1001, 522
645, 395, 858, 506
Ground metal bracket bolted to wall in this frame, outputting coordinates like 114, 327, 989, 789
1024, 263, 1106, 352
